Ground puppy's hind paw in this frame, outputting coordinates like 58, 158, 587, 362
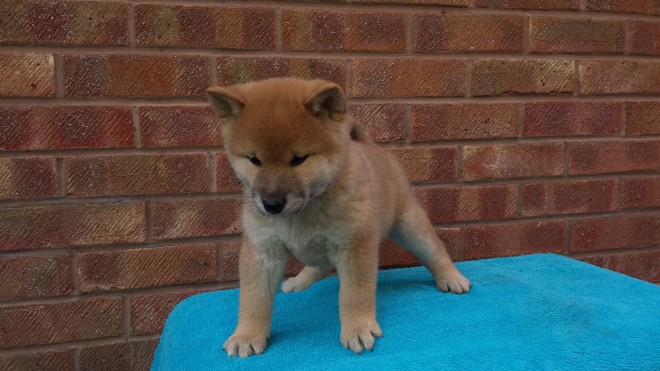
281, 276, 313, 293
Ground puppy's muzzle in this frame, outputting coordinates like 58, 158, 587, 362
262, 196, 287, 215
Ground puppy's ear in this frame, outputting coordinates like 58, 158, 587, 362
206, 86, 244, 121
305, 83, 346, 121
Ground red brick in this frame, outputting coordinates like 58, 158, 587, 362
472, 59, 573, 96
380, 228, 461, 267
415, 184, 517, 223
390, 147, 457, 183
0, 54, 54, 97
626, 102, 660, 136
0, 1, 128, 45
621, 177, 660, 209
0, 203, 145, 250
153, 198, 242, 240
352, 59, 466, 97
0, 350, 73, 370
579, 60, 660, 95
221, 240, 241, 281
79, 340, 158, 371
136, 5, 274, 49
568, 140, 660, 175
584, 250, 660, 282
630, 21, 660, 55
65, 154, 210, 197
217, 56, 345, 87
530, 17, 624, 53
350, 104, 406, 143
585, 0, 659, 16
0, 298, 122, 348
523, 179, 617, 217
0, 158, 58, 200
465, 221, 566, 260
0, 254, 71, 300
523, 102, 621, 137
131, 290, 207, 335
307, 0, 467, 4
217, 152, 242, 192
571, 214, 660, 252
411, 104, 518, 141
0, 106, 134, 150
463, 143, 564, 181
414, 14, 523, 52
64, 55, 208, 97
140, 106, 221, 147
78, 244, 217, 292
283, 10, 405, 52
475, 0, 579, 9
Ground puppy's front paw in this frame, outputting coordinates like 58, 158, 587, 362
223, 332, 268, 358
340, 319, 383, 354
436, 269, 471, 294
281, 276, 313, 293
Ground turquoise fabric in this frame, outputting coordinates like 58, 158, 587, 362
152, 254, 660, 370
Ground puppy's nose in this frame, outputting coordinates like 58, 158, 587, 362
262, 196, 286, 214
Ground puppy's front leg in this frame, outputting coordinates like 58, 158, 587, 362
224, 241, 288, 358
336, 234, 382, 354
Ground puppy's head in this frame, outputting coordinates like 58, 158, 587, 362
207, 78, 351, 216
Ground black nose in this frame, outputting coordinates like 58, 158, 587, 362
262, 197, 286, 214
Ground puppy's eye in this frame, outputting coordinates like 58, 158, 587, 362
290, 155, 309, 166
248, 156, 261, 166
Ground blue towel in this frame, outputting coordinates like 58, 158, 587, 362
152, 254, 660, 370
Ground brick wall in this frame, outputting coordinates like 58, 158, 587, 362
0, 0, 658, 369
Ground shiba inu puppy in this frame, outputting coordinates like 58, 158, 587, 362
207, 78, 470, 358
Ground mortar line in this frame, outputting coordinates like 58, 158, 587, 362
54, 54, 64, 98
132, 106, 142, 148
127, 3, 136, 47
56, 158, 67, 197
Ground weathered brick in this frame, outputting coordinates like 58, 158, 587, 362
472, 59, 573, 96
523, 179, 617, 217
569, 140, 660, 175
416, 185, 517, 223
0, 106, 134, 150
64, 55, 208, 97
411, 104, 518, 141
414, 13, 523, 52
221, 240, 241, 281
390, 147, 457, 183
0, 298, 122, 348
626, 102, 660, 136
571, 214, 660, 252
153, 198, 242, 240
0, 54, 54, 97
78, 244, 217, 292
530, 17, 624, 53
621, 177, 660, 209
380, 228, 461, 267
217, 56, 345, 87
463, 143, 564, 181
136, 5, 274, 49
523, 102, 621, 137
584, 250, 660, 282
475, 0, 579, 9
0, 350, 74, 370
0, 0, 128, 45
350, 104, 406, 143
0, 203, 145, 250
630, 21, 660, 55
0, 158, 58, 200
65, 154, 210, 197
307, 0, 467, 4
131, 290, 206, 335
579, 60, 660, 95
585, 0, 659, 16
0, 254, 71, 300
283, 10, 405, 52
140, 106, 221, 147
352, 59, 466, 97
79, 340, 158, 371
217, 152, 242, 192
465, 221, 566, 260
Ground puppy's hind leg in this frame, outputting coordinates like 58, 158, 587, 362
281, 265, 332, 293
390, 198, 471, 294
